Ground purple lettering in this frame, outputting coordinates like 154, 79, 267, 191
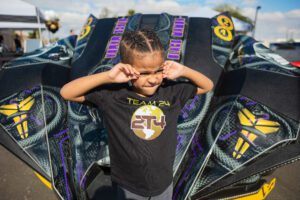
170, 39, 182, 44
174, 24, 184, 29
111, 36, 121, 41
169, 47, 181, 52
172, 32, 183, 37
105, 54, 116, 58
118, 18, 128, 22
167, 39, 182, 60
113, 18, 128, 34
105, 18, 128, 58
171, 18, 185, 38
108, 45, 118, 50
167, 53, 180, 60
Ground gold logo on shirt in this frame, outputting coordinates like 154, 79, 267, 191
131, 105, 166, 140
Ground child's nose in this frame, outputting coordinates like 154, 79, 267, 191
147, 75, 159, 85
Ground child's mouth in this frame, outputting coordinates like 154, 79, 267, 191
145, 85, 157, 88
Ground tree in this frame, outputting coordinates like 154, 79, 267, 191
214, 4, 253, 26
127, 9, 135, 16
99, 8, 110, 19
28, 30, 38, 39
45, 17, 60, 34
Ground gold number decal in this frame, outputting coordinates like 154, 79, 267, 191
217, 15, 234, 30
214, 26, 233, 41
214, 15, 234, 41
78, 17, 93, 41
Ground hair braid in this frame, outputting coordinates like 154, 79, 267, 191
120, 29, 164, 64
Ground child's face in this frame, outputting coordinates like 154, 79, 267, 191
131, 51, 165, 97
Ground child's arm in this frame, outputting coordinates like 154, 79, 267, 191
60, 63, 140, 102
162, 61, 214, 95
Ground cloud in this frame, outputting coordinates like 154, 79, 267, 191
44, 10, 59, 20
28, 0, 219, 38
56, 12, 88, 36
25, 0, 91, 13
234, 5, 300, 41
204, 0, 225, 7
24, 0, 300, 42
286, 9, 300, 18
240, 0, 257, 6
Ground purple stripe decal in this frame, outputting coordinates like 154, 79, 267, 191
59, 136, 71, 200
9, 99, 18, 105
258, 114, 270, 120
54, 129, 69, 138
180, 96, 200, 119
173, 136, 203, 199
30, 114, 42, 126
246, 101, 257, 106
176, 133, 184, 151
218, 130, 238, 141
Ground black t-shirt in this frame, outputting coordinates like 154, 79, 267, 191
85, 80, 197, 196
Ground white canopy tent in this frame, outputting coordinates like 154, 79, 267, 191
0, 0, 45, 30
0, 0, 46, 53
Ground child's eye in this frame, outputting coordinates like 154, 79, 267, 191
155, 69, 163, 74
139, 69, 163, 76
140, 72, 151, 76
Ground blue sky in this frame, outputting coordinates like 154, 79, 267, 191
177, 0, 300, 12
258, 0, 300, 12
228, 0, 299, 12
24, 0, 300, 42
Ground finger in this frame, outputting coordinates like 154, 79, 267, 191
124, 64, 133, 75
132, 67, 140, 76
162, 61, 167, 67
131, 75, 139, 80
126, 64, 134, 75
128, 64, 137, 75
120, 65, 130, 75
130, 73, 139, 80
164, 60, 172, 66
163, 65, 169, 72
164, 61, 171, 68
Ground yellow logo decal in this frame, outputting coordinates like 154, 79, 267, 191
236, 178, 276, 200
214, 15, 234, 41
0, 96, 35, 139
131, 105, 166, 140
78, 17, 93, 41
233, 108, 280, 159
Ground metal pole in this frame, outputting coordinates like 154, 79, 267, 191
252, 6, 261, 38
36, 7, 43, 47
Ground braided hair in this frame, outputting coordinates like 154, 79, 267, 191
119, 29, 164, 64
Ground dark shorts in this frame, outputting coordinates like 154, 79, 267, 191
112, 182, 173, 200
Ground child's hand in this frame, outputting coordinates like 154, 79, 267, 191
108, 63, 140, 83
162, 60, 186, 80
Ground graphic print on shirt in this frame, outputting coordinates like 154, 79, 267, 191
131, 105, 166, 140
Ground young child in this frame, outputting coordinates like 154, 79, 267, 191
60, 29, 213, 200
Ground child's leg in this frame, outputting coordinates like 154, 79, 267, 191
149, 182, 173, 200
112, 182, 149, 200
112, 182, 173, 200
